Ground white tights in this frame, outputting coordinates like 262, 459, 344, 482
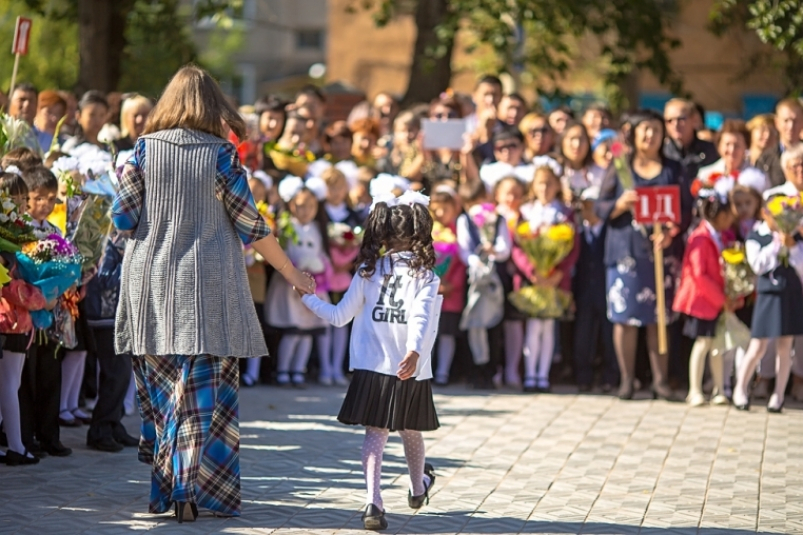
0, 351, 27, 454
688, 337, 724, 398
277, 334, 312, 378
362, 426, 430, 510
523, 318, 555, 387
504, 321, 524, 385
735, 337, 794, 406
317, 326, 349, 381
435, 335, 455, 383
60, 350, 88, 420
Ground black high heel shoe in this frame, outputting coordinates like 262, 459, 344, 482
617, 381, 634, 400
175, 502, 198, 523
409, 463, 436, 509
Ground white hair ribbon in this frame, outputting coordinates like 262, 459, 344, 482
278, 175, 328, 203
369, 193, 399, 213
396, 190, 430, 209
252, 169, 273, 190
532, 155, 563, 177
2, 165, 22, 177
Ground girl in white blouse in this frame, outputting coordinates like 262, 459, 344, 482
301, 190, 442, 531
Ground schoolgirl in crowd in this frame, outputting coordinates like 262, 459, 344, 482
301, 191, 440, 531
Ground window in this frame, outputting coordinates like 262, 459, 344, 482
296, 29, 324, 50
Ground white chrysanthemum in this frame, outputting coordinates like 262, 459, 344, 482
52, 156, 80, 175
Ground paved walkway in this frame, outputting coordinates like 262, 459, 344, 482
1, 384, 802, 535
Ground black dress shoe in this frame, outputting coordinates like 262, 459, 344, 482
113, 432, 140, 448
27, 441, 47, 458
42, 441, 72, 457
87, 436, 124, 453
409, 463, 436, 509
5, 449, 40, 466
362, 504, 388, 531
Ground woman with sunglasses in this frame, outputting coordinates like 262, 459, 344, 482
519, 113, 554, 160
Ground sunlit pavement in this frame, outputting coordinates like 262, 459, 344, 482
1, 383, 802, 535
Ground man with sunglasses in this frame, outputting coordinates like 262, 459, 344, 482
477, 128, 534, 192
662, 98, 719, 184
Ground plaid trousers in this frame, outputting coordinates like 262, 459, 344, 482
133, 354, 241, 516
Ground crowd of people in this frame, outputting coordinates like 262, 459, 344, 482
1, 73, 803, 472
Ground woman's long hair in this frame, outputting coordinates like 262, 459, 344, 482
143, 65, 245, 140
356, 202, 435, 279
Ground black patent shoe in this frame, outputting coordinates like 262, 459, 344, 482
362, 504, 388, 531
409, 463, 436, 509
175, 502, 198, 523
5, 449, 40, 466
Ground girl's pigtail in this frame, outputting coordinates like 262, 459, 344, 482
408, 203, 436, 277
357, 202, 391, 279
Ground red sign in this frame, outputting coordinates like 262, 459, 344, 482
634, 185, 681, 225
12, 17, 32, 55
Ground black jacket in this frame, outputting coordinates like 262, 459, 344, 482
755, 144, 785, 188
663, 136, 719, 184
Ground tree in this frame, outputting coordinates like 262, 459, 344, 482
18, 0, 241, 93
709, 0, 803, 93
356, 0, 682, 108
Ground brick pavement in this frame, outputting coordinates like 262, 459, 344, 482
1, 385, 801, 535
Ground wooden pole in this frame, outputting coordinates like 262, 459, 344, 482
8, 52, 21, 99
653, 223, 668, 355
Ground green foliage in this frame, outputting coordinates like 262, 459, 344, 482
118, 0, 198, 97
0, 0, 79, 91
710, 0, 803, 92
355, 0, 682, 106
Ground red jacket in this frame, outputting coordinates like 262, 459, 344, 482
672, 222, 726, 321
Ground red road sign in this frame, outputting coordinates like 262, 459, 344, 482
634, 185, 681, 225
12, 17, 32, 55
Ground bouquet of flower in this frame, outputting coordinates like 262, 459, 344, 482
0, 113, 41, 157
16, 234, 82, 307
432, 222, 457, 278
766, 194, 803, 264
264, 141, 315, 177
276, 211, 299, 249
508, 222, 575, 318
0, 190, 37, 252
256, 200, 276, 234
467, 203, 498, 249
722, 246, 755, 300
328, 222, 363, 248
610, 141, 634, 191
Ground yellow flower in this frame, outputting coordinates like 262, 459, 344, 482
546, 223, 574, 242
47, 203, 68, 236
0, 263, 10, 286
516, 221, 532, 237
766, 194, 803, 216
432, 221, 456, 243
722, 248, 745, 265
256, 200, 269, 216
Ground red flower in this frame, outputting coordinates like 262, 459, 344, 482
610, 141, 625, 158
342, 230, 355, 242
690, 178, 704, 197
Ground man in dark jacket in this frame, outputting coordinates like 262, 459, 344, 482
756, 98, 803, 188
662, 98, 720, 184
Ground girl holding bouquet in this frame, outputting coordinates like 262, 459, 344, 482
429, 185, 465, 385
266, 176, 333, 387
512, 162, 579, 392
733, 186, 803, 413
321, 167, 363, 386
595, 110, 692, 401
672, 189, 735, 407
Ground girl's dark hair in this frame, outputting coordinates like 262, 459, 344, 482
556, 120, 593, 169
22, 166, 58, 193
492, 175, 525, 200
626, 109, 665, 150
78, 90, 109, 111
1, 147, 43, 172
0, 172, 29, 197
696, 190, 731, 223
357, 203, 435, 279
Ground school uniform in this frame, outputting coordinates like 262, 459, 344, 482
746, 222, 803, 338
302, 254, 442, 431
673, 222, 726, 338
573, 221, 617, 387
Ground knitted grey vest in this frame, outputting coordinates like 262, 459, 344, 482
115, 128, 268, 358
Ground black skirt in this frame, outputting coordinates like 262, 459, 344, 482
338, 369, 439, 432
751, 291, 803, 338
683, 315, 719, 339
2, 333, 29, 353
438, 312, 461, 337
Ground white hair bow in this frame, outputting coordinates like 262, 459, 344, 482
532, 155, 563, 177
369, 190, 430, 213
2, 165, 22, 177
370, 173, 410, 197
252, 169, 273, 190
278, 175, 328, 203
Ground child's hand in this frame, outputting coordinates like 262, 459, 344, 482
780, 232, 796, 248
397, 351, 420, 380
545, 270, 563, 288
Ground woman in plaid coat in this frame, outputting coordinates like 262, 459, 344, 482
112, 66, 314, 521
